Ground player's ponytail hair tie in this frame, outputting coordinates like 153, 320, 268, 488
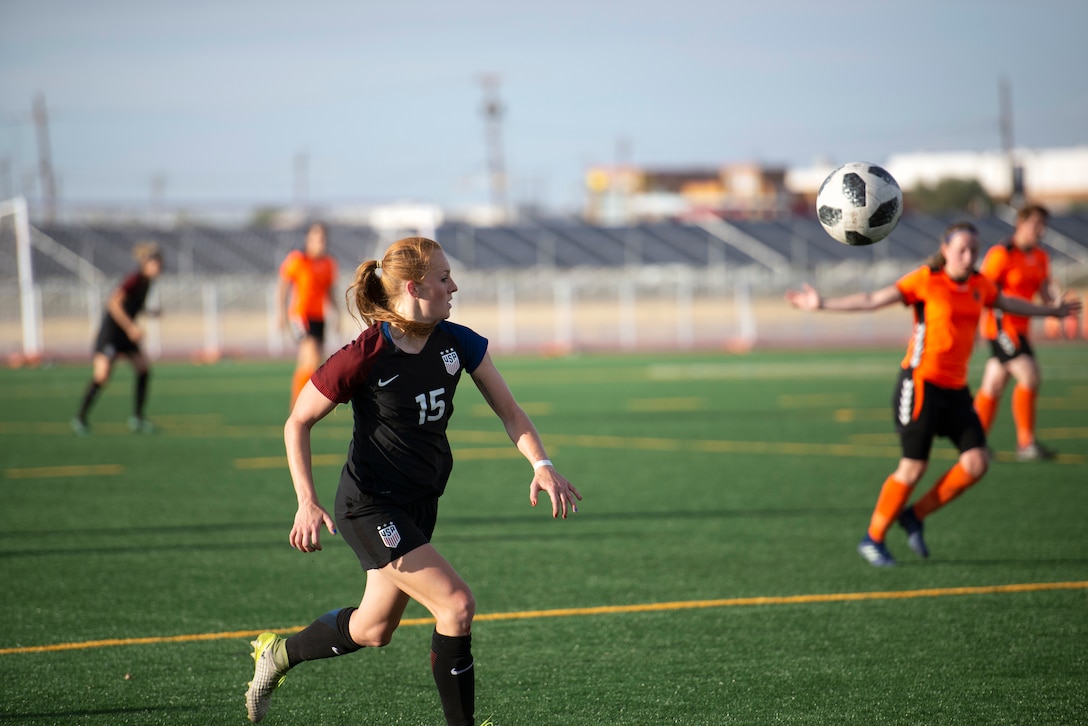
374, 259, 383, 278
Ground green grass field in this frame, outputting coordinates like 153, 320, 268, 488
1, 344, 1086, 725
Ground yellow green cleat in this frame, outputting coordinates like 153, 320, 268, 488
245, 632, 288, 723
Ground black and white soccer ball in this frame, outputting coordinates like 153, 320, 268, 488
815, 162, 903, 246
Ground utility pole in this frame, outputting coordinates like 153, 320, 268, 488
293, 150, 309, 213
999, 76, 1024, 208
32, 93, 57, 223
479, 74, 508, 219
150, 173, 166, 225
0, 157, 12, 200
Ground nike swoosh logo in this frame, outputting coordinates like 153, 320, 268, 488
377, 375, 399, 387
450, 661, 474, 676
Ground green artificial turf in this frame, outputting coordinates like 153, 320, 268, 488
1, 345, 1085, 724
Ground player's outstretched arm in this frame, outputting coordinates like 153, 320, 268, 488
995, 291, 1081, 319
785, 282, 902, 312
470, 352, 582, 519
284, 380, 339, 552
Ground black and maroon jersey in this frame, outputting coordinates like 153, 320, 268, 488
312, 321, 488, 503
98, 271, 153, 342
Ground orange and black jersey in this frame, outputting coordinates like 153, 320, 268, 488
979, 241, 1050, 341
895, 265, 999, 390
280, 250, 338, 322
311, 321, 488, 504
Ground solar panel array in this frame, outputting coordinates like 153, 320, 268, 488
4, 213, 1087, 281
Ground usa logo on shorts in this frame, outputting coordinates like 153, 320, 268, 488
440, 348, 460, 376
377, 522, 401, 549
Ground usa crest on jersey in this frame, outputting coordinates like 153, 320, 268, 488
377, 522, 401, 549
440, 348, 460, 375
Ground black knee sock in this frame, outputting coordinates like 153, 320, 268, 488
284, 607, 362, 667
77, 382, 102, 423
134, 371, 150, 418
431, 631, 474, 726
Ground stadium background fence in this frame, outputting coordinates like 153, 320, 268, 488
2, 210, 1086, 361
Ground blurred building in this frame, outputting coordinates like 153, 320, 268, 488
787, 146, 1088, 210
589, 146, 1088, 225
584, 163, 799, 225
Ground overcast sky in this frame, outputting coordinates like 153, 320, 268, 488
1, 0, 1086, 213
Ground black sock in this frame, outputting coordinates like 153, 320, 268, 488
77, 382, 102, 423
284, 607, 362, 666
134, 371, 150, 418
431, 631, 474, 726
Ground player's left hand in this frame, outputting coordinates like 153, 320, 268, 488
530, 466, 582, 519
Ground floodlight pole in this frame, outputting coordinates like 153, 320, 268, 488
999, 76, 1023, 208
479, 74, 508, 219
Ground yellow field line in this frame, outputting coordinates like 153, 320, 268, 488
2, 580, 1085, 656
233, 428, 1086, 470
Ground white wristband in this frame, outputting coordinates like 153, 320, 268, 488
532, 459, 553, 471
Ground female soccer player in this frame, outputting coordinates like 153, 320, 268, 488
276, 221, 339, 408
785, 222, 1079, 567
71, 241, 163, 434
974, 204, 1067, 460
246, 236, 581, 725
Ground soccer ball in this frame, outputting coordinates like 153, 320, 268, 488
815, 162, 903, 246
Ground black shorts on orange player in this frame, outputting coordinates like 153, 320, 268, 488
987, 330, 1034, 365
290, 317, 326, 345
893, 368, 987, 462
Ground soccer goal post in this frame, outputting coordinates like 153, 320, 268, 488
0, 196, 42, 360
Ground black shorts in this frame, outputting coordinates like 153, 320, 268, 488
988, 332, 1034, 363
94, 326, 139, 359
892, 368, 986, 461
292, 318, 326, 344
334, 479, 438, 571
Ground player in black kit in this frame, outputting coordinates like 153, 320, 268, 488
246, 236, 581, 726
72, 241, 163, 435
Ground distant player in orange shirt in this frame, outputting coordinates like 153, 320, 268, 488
277, 222, 339, 407
786, 222, 1079, 566
973, 204, 1067, 460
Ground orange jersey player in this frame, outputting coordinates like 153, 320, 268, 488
277, 222, 339, 407
786, 222, 1079, 567
973, 204, 1070, 460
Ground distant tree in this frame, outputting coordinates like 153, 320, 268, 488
906, 178, 993, 215
249, 207, 282, 229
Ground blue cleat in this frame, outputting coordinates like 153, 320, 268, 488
898, 506, 929, 558
857, 534, 896, 567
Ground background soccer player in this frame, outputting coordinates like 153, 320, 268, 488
246, 236, 581, 725
276, 221, 339, 408
72, 241, 163, 435
973, 204, 1070, 460
785, 222, 1079, 567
